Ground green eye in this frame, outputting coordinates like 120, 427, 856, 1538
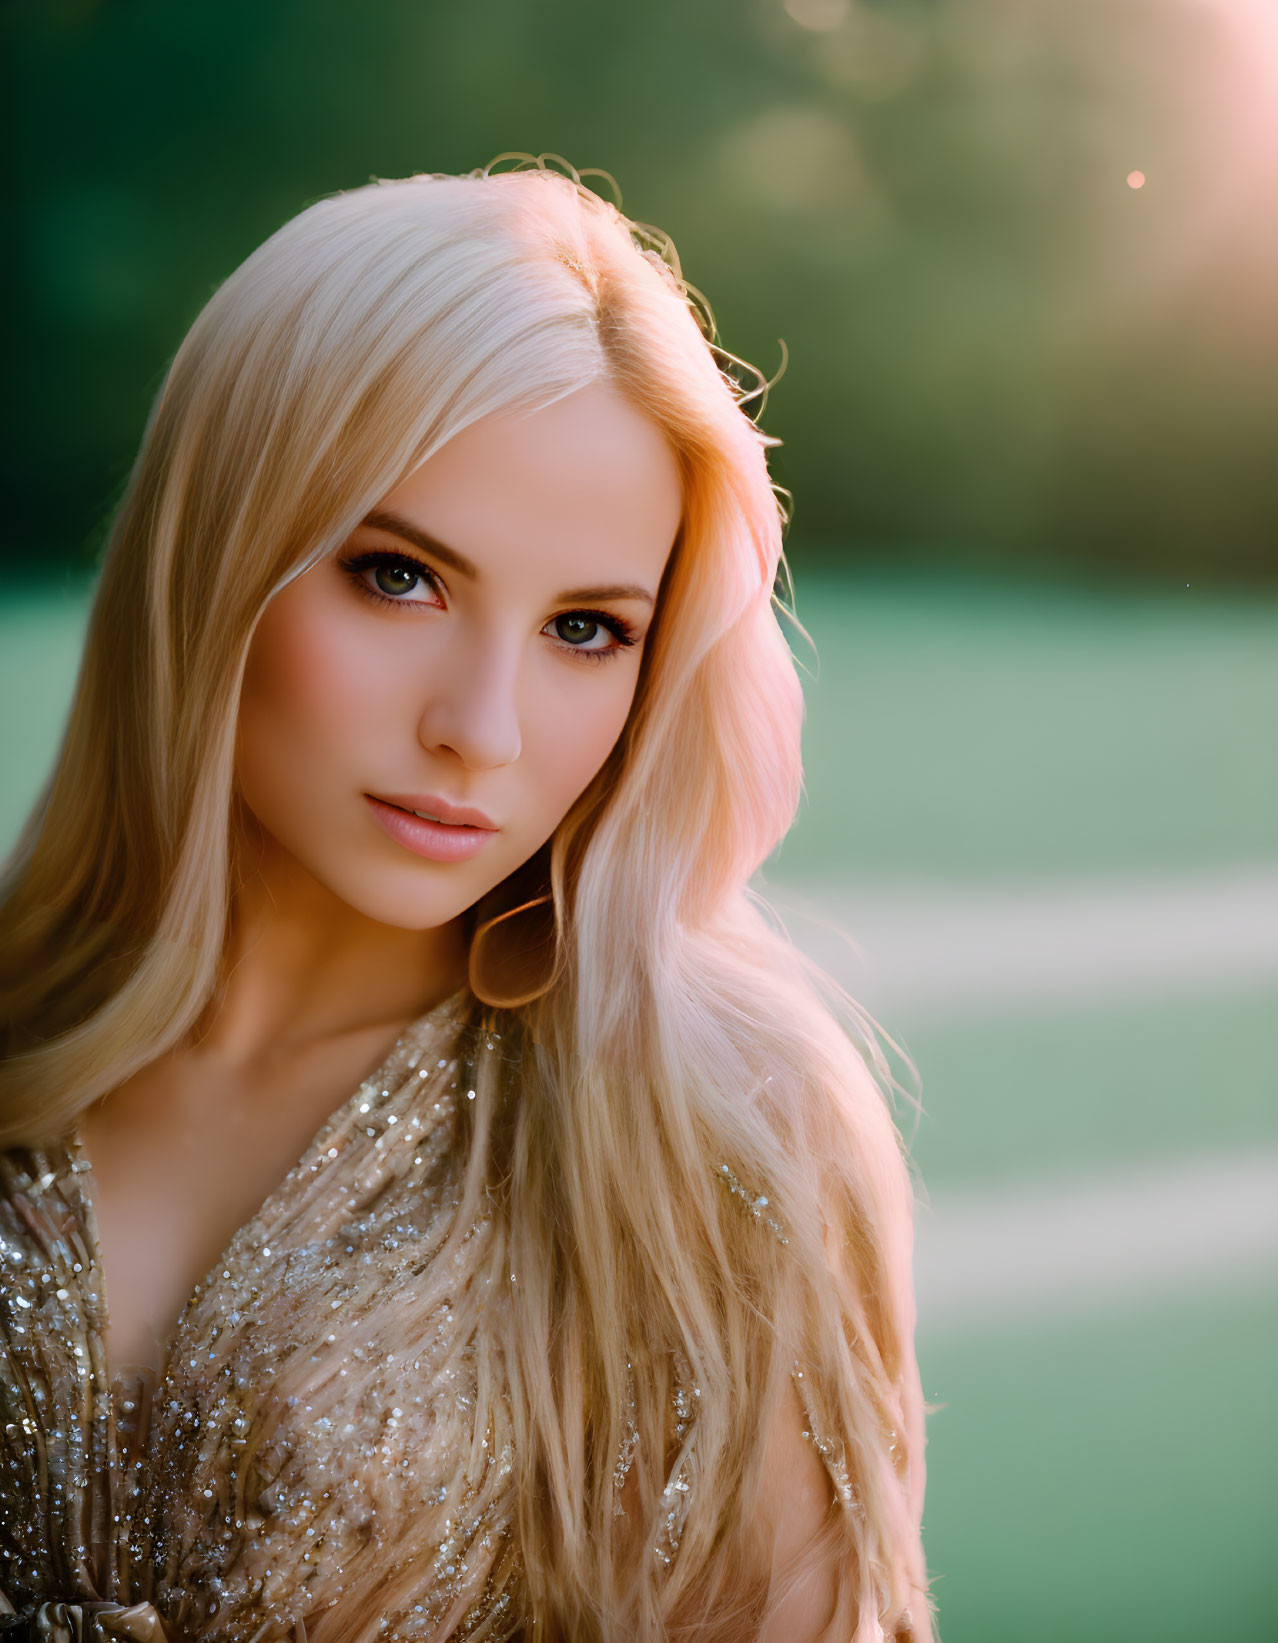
555, 615, 602, 645
340, 549, 440, 606
373, 563, 422, 598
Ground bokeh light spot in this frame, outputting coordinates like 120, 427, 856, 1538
715, 106, 876, 219
784, 0, 850, 33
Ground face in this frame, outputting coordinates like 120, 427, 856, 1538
234, 380, 683, 935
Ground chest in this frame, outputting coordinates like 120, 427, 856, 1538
0, 1011, 525, 1637
75, 1023, 414, 1384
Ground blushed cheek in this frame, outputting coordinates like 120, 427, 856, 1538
539, 684, 639, 822
237, 589, 379, 819
300, 620, 387, 750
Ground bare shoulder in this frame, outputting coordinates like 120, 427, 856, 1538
755, 1368, 934, 1642
752, 1374, 846, 1643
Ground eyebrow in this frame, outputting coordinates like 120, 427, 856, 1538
359, 509, 656, 607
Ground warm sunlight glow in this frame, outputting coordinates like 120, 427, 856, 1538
784, 0, 850, 33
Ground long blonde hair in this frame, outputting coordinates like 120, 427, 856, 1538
0, 159, 932, 1641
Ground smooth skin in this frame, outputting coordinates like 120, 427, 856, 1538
79, 378, 841, 1638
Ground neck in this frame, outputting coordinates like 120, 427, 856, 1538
186, 806, 469, 1071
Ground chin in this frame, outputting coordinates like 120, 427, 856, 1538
295, 856, 467, 932
357, 885, 473, 932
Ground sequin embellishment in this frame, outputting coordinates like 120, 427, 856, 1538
0, 1000, 862, 1636
0, 992, 525, 1640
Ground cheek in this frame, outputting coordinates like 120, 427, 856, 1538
527, 669, 639, 819
237, 590, 384, 800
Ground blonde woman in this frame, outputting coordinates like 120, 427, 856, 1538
0, 160, 933, 1642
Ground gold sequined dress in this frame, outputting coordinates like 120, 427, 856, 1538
0, 990, 854, 1643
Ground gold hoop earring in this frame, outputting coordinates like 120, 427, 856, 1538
468, 889, 565, 1009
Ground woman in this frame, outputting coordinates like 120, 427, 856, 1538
0, 159, 933, 1642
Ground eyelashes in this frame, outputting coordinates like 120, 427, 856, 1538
340, 549, 445, 608
337, 548, 641, 664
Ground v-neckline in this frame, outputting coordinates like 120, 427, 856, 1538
64, 985, 471, 1407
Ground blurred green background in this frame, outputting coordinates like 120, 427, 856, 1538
8, 0, 1278, 586
4, 1, 1276, 1638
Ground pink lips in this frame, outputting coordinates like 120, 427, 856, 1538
365, 794, 498, 863
374, 792, 497, 829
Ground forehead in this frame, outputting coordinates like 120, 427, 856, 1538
373, 382, 683, 586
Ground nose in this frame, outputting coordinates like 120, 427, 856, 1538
415, 627, 523, 770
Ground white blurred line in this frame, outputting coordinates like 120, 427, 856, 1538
914, 1150, 1278, 1334
762, 866, 1278, 1019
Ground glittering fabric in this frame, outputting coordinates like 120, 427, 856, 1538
0, 1598, 170, 1640
0, 989, 853, 1641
